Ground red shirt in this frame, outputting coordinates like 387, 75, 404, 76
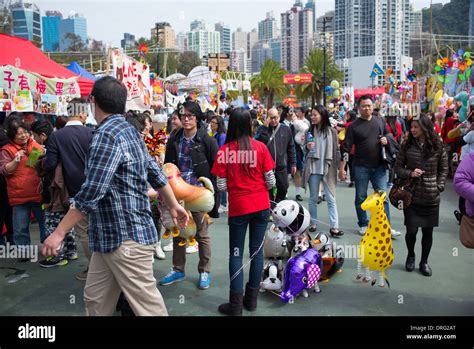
441, 117, 458, 144
386, 121, 402, 142
211, 138, 275, 217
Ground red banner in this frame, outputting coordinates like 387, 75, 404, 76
283, 74, 313, 85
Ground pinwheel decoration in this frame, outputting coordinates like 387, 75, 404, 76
453, 49, 472, 82
405, 68, 417, 82
434, 57, 453, 84
138, 43, 149, 64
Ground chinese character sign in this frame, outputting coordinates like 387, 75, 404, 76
111, 49, 151, 111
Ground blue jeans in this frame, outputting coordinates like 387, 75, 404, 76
354, 165, 391, 227
228, 209, 269, 293
308, 174, 339, 228
220, 191, 228, 208
12, 203, 46, 248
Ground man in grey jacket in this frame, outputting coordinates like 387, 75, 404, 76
256, 108, 296, 203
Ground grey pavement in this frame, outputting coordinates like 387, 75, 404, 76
0, 179, 473, 316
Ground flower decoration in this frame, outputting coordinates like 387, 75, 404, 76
138, 43, 149, 64
453, 49, 472, 81
145, 128, 169, 157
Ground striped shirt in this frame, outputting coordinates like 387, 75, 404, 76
72, 114, 168, 253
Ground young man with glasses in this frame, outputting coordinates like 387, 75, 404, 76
159, 101, 219, 290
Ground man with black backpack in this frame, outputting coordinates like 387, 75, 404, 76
340, 95, 401, 238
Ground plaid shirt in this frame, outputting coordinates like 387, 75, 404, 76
178, 135, 199, 186
72, 114, 168, 253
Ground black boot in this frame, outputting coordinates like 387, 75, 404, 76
243, 283, 259, 312
405, 256, 415, 272
218, 291, 243, 316
419, 262, 432, 277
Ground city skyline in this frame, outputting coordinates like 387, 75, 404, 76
30, 0, 450, 47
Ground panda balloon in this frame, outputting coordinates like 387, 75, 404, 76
272, 200, 310, 237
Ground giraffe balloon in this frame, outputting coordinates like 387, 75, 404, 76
356, 190, 394, 287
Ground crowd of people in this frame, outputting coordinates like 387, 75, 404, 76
0, 75, 473, 317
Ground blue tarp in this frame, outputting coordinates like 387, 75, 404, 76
66, 61, 97, 81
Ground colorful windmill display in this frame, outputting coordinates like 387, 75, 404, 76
434, 57, 454, 84
138, 43, 149, 64
145, 129, 169, 157
453, 49, 472, 82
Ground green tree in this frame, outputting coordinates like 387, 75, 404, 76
177, 51, 202, 76
64, 33, 86, 51
250, 59, 288, 108
0, 7, 12, 34
295, 49, 343, 106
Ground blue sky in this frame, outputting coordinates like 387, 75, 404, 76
33, 0, 451, 46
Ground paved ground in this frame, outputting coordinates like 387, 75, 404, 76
1, 179, 473, 316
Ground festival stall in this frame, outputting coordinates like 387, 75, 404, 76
67, 61, 97, 81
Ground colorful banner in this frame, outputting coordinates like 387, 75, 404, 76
0, 65, 80, 97
152, 79, 164, 108
39, 94, 58, 114
12, 90, 34, 112
283, 74, 313, 85
111, 48, 151, 111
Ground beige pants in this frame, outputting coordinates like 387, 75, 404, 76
74, 216, 91, 261
172, 211, 211, 273
84, 239, 168, 316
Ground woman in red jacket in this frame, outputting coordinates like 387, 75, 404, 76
212, 108, 276, 316
440, 109, 459, 177
0, 116, 46, 260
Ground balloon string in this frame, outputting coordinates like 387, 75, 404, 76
229, 232, 266, 283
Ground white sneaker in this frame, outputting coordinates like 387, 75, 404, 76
162, 243, 173, 252
218, 205, 228, 214
154, 244, 166, 260
186, 243, 199, 254
358, 226, 368, 236
391, 229, 401, 238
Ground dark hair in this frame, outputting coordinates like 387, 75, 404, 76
311, 105, 331, 136
220, 94, 226, 101
224, 107, 233, 116
179, 101, 204, 122
205, 110, 216, 123
249, 109, 258, 120
211, 115, 226, 135
91, 76, 127, 114
30, 120, 53, 138
3, 112, 23, 129
55, 115, 68, 130
225, 108, 253, 176
403, 114, 441, 157
347, 110, 357, 123
6, 118, 29, 141
125, 115, 145, 133
385, 114, 399, 138
296, 107, 306, 114
442, 109, 455, 140
357, 95, 374, 106
67, 98, 88, 117
279, 105, 290, 124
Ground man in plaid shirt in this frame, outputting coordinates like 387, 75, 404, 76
42, 76, 188, 316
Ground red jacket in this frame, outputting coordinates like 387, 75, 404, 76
2, 139, 43, 206
441, 117, 458, 144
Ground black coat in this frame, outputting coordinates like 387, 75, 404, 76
255, 123, 296, 172
164, 126, 220, 217
394, 140, 448, 207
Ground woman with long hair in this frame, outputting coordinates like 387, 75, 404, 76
394, 114, 448, 277
441, 109, 459, 178
212, 107, 276, 316
303, 105, 343, 237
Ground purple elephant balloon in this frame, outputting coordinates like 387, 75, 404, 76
280, 248, 323, 303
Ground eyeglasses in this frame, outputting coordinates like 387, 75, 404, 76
180, 114, 196, 120
210, 121, 218, 124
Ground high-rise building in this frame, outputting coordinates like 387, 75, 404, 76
10, 1, 41, 43
215, 22, 231, 54
247, 28, 258, 60
151, 22, 176, 49
316, 11, 335, 54
42, 11, 62, 52
305, 0, 317, 34
121, 33, 135, 51
232, 27, 248, 53
334, 0, 412, 88
59, 12, 87, 51
470, 1, 474, 47
270, 38, 282, 64
190, 19, 206, 31
176, 32, 187, 52
186, 30, 220, 60
258, 11, 279, 42
251, 41, 273, 73
281, 2, 314, 73
410, 6, 422, 35
230, 48, 247, 72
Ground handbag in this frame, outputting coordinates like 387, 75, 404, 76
389, 177, 417, 210
460, 215, 474, 249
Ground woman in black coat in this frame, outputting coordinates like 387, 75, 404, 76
394, 114, 448, 277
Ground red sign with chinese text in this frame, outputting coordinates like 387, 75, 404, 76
283, 74, 313, 85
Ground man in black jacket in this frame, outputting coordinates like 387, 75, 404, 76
160, 101, 218, 290
256, 107, 296, 203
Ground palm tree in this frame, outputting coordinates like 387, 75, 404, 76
251, 59, 288, 108
296, 49, 344, 106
